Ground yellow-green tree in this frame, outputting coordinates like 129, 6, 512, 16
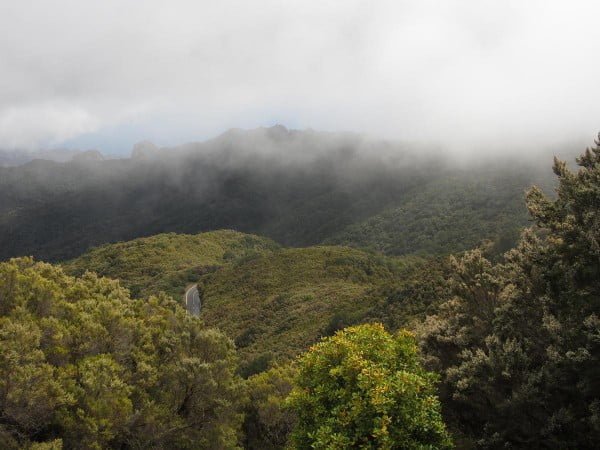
287, 323, 451, 449
0, 258, 243, 449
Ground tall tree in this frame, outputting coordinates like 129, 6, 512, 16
419, 135, 600, 448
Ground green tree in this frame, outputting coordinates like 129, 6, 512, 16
244, 364, 297, 449
287, 323, 452, 449
0, 258, 243, 449
419, 135, 600, 447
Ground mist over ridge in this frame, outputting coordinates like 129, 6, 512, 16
0, 124, 561, 264
2, 122, 587, 171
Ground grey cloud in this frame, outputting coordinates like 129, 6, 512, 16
0, 0, 599, 152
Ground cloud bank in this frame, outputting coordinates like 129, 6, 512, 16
1, 0, 599, 152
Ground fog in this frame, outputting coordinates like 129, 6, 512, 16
1, 1, 599, 154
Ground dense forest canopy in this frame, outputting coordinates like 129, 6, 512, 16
62, 230, 279, 299
0, 127, 556, 262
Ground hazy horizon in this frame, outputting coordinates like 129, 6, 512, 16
1, 124, 590, 166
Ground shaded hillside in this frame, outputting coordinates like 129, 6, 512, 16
0, 128, 433, 261
0, 126, 557, 263
326, 166, 555, 255
196, 246, 414, 374
63, 230, 278, 298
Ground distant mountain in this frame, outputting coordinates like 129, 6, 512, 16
131, 140, 161, 160
71, 149, 104, 162
0, 147, 105, 166
0, 126, 556, 262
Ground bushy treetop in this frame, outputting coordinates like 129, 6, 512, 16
287, 323, 452, 449
0, 258, 243, 449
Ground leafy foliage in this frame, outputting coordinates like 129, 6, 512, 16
63, 230, 278, 298
197, 246, 403, 371
243, 364, 297, 450
327, 167, 553, 256
0, 258, 243, 449
287, 323, 452, 449
418, 136, 600, 448
63, 228, 443, 380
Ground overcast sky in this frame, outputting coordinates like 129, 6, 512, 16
1, 0, 599, 153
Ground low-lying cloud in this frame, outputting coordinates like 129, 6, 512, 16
1, 0, 599, 153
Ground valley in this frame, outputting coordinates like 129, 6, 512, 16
2, 1, 599, 446
1, 128, 597, 449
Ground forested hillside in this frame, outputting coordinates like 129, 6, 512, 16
0, 127, 556, 262
63, 230, 279, 298
65, 231, 442, 376
197, 246, 399, 373
327, 165, 554, 255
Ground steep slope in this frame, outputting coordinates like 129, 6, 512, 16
327, 166, 556, 255
62, 229, 448, 377
196, 246, 407, 374
63, 230, 279, 298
